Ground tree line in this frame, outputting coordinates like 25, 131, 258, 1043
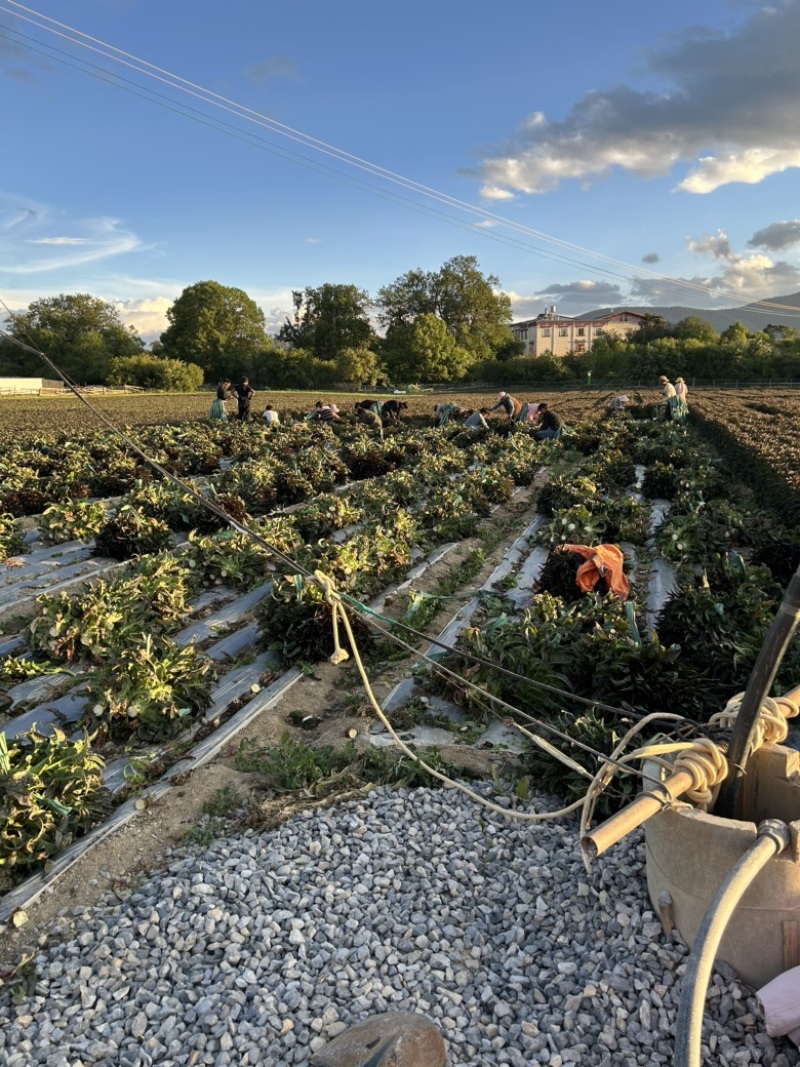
2, 270, 800, 391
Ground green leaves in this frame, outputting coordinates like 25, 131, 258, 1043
0, 512, 26, 561
85, 634, 213, 740
39, 499, 107, 545
0, 727, 105, 869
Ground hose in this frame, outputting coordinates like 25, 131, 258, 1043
674, 819, 790, 1067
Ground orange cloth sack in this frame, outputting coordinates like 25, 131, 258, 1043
557, 543, 629, 600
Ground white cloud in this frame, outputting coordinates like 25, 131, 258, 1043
630, 227, 800, 305
679, 149, 800, 193
303, 237, 322, 244
27, 237, 92, 246
0, 195, 142, 274
477, 1, 800, 196
111, 297, 174, 341
474, 220, 496, 229
479, 184, 516, 201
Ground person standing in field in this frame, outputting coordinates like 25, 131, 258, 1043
671, 377, 689, 421
659, 375, 677, 420
210, 378, 231, 420
235, 378, 254, 422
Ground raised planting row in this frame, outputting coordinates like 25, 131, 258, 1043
373, 409, 800, 817
0, 416, 561, 897
4, 397, 800, 905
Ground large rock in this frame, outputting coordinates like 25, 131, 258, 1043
309, 1012, 448, 1067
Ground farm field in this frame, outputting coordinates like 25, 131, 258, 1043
0, 387, 618, 441
1, 394, 800, 1063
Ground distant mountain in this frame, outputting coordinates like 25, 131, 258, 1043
581, 291, 800, 333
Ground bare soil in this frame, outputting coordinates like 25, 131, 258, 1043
0, 484, 543, 974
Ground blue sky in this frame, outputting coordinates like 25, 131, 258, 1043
2, 0, 800, 341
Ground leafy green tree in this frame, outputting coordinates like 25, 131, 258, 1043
631, 313, 671, 344
720, 322, 749, 347
492, 336, 525, 362
382, 313, 470, 383
279, 283, 375, 361
674, 316, 718, 343
160, 281, 267, 382
335, 345, 385, 388
376, 255, 513, 363
0, 293, 143, 384
107, 354, 204, 392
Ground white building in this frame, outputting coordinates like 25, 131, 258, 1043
0, 377, 65, 395
511, 307, 646, 357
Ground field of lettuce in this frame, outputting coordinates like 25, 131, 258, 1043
1, 388, 800, 918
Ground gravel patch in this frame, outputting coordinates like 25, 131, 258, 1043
1, 784, 797, 1067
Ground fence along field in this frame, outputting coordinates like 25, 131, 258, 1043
1, 389, 800, 912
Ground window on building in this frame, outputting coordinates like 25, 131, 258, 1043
541, 328, 551, 337
558, 327, 568, 337
577, 327, 585, 336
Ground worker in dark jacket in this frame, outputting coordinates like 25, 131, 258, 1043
235, 378, 254, 422
534, 402, 562, 440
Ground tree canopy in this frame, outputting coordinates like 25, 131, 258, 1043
0, 293, 143, 384
382, 313, 470, 383
279, 283, 376, 361
376, 255, 513, 364
160, 281, 268, 383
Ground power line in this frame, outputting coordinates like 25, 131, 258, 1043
3, 0, 800, 318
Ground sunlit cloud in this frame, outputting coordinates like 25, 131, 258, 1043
630, 227, 800, 306
27, 237, 92, 247
508, 280, 625, 320
479, 184, 516, 201
477, 2, 800, 196
111, 297, 174, 341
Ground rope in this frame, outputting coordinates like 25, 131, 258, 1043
673, 739, 729, 807
312, 569, 587, 823
709, 691, 800, 751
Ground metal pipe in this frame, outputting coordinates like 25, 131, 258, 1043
674, 819, 790, 1067
715, 566, 800, 820
583, 680, 800, 860
581, 767, 697, 860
